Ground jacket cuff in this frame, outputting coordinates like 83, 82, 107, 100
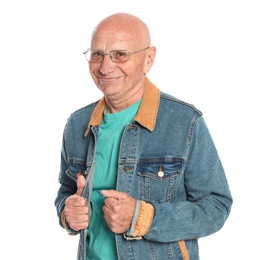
125, 200, 154, 239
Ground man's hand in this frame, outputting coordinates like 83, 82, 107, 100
64, 175, 89, 231
101, 190, 136, 234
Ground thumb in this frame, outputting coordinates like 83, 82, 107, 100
101, 189, 127, 200
76, 175, 86, 196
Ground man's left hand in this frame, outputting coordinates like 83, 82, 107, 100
101, 190, 136, 234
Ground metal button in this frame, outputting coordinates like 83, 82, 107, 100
158, 165, 164, 178
158, 170, 164, 178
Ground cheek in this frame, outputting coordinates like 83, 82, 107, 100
89, 64, 98, 75
89, 65, 100, 82
127, 63, 144, 78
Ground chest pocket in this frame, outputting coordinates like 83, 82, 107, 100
137, 158, 185, 203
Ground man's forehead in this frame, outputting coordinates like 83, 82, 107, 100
91, 31, 138, 49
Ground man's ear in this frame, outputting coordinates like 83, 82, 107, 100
143, 46, 156, 74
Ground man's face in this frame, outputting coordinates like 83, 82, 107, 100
89, 28, 149, 101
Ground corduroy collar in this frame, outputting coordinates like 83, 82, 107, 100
84, 77, 160, 137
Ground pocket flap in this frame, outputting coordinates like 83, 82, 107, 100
138, 158, 185, 180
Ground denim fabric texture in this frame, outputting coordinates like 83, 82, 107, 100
55, 78, 233, 260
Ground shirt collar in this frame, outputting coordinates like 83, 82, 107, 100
84, 77, 160, 137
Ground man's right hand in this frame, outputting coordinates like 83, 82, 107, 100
64, 175, 89, 231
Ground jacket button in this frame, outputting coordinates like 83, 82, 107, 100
158, 170, 164, 178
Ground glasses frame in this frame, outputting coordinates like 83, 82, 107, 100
83, 47, 150, 63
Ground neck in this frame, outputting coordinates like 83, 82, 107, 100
105, 93, 143, 113
105, 81, 145, 113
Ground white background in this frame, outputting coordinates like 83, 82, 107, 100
0, 1, 261, 259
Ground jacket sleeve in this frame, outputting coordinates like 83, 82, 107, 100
144, 116, 233, 242
54, 132, 80, 235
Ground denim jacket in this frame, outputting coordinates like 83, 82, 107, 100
55, 78, 233, 260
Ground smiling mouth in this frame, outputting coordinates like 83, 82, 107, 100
98, 75, 124, 84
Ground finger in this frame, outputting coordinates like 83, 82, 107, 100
101, 189, 127, 200
66, 214, 89, 231
76, 175, 86, 196
65, 195, 88, 207
104, 197, 118, 210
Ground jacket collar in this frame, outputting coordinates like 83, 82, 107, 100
84, 77, 160, 137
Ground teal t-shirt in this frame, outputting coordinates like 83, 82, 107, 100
86, 100, 141, 260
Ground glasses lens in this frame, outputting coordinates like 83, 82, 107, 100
110, 50, 130, 62
85, 50, 104, 62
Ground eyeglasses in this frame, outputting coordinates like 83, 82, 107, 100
83, 47, 150, 63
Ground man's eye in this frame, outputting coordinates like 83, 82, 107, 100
91, 51, 103, 57
115, 51, 128, 57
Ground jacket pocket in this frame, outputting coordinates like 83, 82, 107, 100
137, 158, 186, 203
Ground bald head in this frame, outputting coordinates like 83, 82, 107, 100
91, 13, 151, 49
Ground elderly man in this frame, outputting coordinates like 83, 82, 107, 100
55, 12, 233, 260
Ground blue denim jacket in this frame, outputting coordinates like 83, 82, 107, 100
55, 78, 233, 260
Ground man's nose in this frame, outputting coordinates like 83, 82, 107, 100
99, 54, 114, 75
